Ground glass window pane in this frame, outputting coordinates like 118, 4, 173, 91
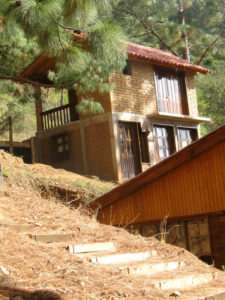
158, 139, 163, 147
57, 137, 63, 144
159, 149, 165, 157
157, 127, 162, 136
58, 145, 64, 153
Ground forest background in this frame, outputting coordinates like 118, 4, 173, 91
0, 0, 225, 141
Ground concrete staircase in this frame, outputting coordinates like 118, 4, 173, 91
1, 223, 225, 299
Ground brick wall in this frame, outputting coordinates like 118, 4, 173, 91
78, 90, 112, 120
110, 61, 158, 115
76, 61, 199, 119
185, 73, 199, 116
109, 61, 199, 118
68, 129, 84, 174
84, 121, 114, 180
36, 130, 84, 173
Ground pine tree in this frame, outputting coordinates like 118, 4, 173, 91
0, 0, 126, 92
113, 0, 225, 66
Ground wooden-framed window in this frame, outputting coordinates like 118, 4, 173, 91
178, 127, 197, 150
53, 133, 69, 161
123, 60, 132, 76
154, 68, 188, 115
138, 124, 150, 163
153, 125, 175, 163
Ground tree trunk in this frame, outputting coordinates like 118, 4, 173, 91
178, 0, 191, 61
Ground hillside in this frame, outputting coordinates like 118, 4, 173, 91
1, 151, 225, 299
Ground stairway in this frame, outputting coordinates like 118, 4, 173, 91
1, 223, 225, 299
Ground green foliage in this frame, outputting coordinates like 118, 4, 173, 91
113, 0, 225, 62
76, 98, 104, 116
113, 0, 225, 133
0, 82, 36, 140
0, 0, 126, 89
1, 167, 9, 178
196, 62, 225, 133
0, 0, 127, 117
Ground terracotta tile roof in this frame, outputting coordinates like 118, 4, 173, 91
127, 42, 210, 74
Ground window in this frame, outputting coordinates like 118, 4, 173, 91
138, 125, 150, 163
53, 133, 69, 161
122, 60, 132, 76
153, 125, 175, 163
178, 127, 197, 150
154, 69, 188, 115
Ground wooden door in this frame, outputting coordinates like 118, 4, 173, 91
118, 122, 141, 179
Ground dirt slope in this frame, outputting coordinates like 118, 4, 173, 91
0, 150, 225, 300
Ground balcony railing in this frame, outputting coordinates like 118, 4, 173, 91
41, 104, 72, 130
158, 98, 183, 115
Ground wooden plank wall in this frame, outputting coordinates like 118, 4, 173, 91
97, 139, 225, 226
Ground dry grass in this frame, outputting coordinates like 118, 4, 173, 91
0, 150, 225, 299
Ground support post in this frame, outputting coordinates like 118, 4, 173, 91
8, 116, 13, 154
34, 86, 43, 131
182, 221, 189, 251
68, 89, 79, 122
30, 137, 36, 164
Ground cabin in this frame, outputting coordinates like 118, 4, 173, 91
90, 125, 225, 268
20, 42, 210, 181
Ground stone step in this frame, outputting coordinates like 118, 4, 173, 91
87, 251, 157, 265
204, 291, 225, 300
0, 223, 30, 233
121, 261, 185, 276
67, 242, 116, 254
152, 271, 215, 290
28, 233, 74, 243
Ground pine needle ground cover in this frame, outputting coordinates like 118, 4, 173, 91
0, 151, 225, 299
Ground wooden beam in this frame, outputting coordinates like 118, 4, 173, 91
0, 141, 31, 148
30, 137, 35, 163
68, 89, 79, 122
183, 221, 190, 251
8, 116, 13, 154
34, 86, 43, 132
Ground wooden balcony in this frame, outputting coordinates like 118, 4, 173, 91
157, 98, 185, 115
40, 104, 76, 130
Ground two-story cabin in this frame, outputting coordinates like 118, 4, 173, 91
21, 42, 210, 181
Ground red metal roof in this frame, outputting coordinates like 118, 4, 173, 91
127, 42, 210, 74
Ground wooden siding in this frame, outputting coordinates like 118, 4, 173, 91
93, 125, 225, 226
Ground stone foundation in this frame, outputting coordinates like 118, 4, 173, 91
131, 217, 211, 259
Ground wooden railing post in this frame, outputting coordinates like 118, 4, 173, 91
34, 86, 43, 131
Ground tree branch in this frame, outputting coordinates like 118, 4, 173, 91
197, 36, 221, 65
119, 4, 178, 56
50, 15, 76, 32
0, 75, 76, 89
57, 26, 65, 52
